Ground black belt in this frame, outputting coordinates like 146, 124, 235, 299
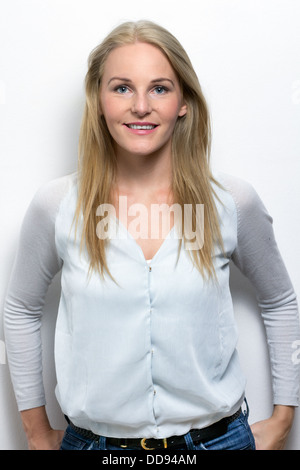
67, 408, 241, 450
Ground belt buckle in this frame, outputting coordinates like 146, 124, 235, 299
140, 437, 167, 450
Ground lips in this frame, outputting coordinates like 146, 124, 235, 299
124, 122, 158, 130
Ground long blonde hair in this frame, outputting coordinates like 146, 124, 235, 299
75, 20, 223, 281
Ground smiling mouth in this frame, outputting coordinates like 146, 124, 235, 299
125, 123, 158, 130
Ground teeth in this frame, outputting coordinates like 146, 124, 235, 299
128, 124, 156, 130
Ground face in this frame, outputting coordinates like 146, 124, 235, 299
99, 42, 187, 160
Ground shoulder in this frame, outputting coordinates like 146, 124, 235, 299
32, 172, 77, 205
213, 171, 273, 249
27, 172, 78, 222
212, 171, 268, 217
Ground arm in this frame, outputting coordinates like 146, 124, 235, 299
251, 405, 295, 450
4, 177, 68, 449
222, 174, 300, 449
21, 406, 65, 450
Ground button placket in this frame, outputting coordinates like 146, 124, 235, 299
146, 261, 158, 426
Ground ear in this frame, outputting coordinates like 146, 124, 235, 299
178, 102, 187, 117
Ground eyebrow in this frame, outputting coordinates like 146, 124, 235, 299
107, 77, 175, 86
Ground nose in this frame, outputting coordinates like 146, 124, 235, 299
131, 92, 152, 117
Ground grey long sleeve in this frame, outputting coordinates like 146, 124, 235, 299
3, 176, 68, 409
3, 172, 300, 414
220, 172, 300, 405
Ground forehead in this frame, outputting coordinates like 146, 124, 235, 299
102, 42, 177, 81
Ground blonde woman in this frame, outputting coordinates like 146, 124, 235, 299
4, 20, 299, 451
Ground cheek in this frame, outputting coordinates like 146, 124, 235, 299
160, 101, 183, 128
162, 96, 183, 117
100, 95, 120, 124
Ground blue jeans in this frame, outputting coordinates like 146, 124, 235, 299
60, 406, 256, 451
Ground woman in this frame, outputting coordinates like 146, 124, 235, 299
4, 20, 299, 451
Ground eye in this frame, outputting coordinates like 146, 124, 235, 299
153, 86, 168, 95
115, 85, 130, 94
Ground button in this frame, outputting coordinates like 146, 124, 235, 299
149, 266, 152, 272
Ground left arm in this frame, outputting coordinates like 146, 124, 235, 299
222, 174, 300, 449
251, 405, 295, 450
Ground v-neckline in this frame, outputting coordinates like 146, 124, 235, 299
112, 214, 176, 264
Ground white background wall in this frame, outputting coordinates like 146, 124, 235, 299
0, 0, 299, 450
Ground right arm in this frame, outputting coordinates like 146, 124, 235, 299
4, 177, 68, 449
21, 406, 64, 450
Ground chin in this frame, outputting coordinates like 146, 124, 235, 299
122, 146, 161, 158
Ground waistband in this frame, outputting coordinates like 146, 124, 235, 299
66, 408, 242, 450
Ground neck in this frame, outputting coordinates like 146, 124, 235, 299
114, 146, 173, 193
